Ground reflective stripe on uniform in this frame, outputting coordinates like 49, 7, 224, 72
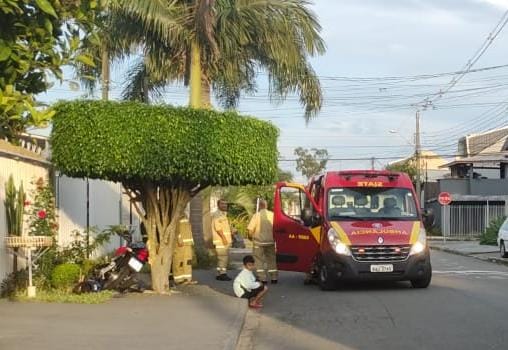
268, 270, 278, 273
174, 274, 192, 280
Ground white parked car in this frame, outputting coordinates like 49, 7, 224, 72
498, 217, 508, 258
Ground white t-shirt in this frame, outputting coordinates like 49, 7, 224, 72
233, 268, 261, 297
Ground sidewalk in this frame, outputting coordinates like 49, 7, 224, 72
0, 272, 247, 350
429, 239, 508, 266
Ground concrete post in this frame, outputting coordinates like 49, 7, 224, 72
27, 248, 36, 298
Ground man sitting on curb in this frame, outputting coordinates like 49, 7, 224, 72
233, 255, 268, 309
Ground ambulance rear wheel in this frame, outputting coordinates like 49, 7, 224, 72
319, 264, 336, 291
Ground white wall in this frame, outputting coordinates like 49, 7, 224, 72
0, 156, 49, 281
56, 176, 140, 257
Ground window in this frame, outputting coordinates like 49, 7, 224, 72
502, 217, 508, 231
327, 187, 418, 220
280, 187, 306, 221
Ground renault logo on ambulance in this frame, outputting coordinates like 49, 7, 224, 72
377, 236, 384, 244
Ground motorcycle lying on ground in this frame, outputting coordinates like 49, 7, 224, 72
73, 227, 149, 294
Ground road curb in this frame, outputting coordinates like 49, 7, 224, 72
192, 283, 248, 350
224, 297, 248, 350
189, 271, 248, 350
430, 245, 508, 267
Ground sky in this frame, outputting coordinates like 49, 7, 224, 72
36, 0, 508, 182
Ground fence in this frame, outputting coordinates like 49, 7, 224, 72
441, 201, 507, 238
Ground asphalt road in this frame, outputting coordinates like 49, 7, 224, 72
236, 250, 508, 350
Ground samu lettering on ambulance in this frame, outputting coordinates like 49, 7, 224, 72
356, 181, 384, 187
350, 229, 408, 235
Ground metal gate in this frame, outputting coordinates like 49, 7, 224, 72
441, 201, 507, 238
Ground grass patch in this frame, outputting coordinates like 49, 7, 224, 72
14, 290, 114, 304
480, 216, 506, 246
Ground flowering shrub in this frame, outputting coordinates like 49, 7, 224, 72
27, 177, 57, 237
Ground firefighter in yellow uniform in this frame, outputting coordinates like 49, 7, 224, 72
247, 199, 278, 284
212, 199, 233, 281
172, 217, 196, 285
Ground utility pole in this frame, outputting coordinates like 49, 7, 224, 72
371, 157, 375, 170
415, 110, 422, 204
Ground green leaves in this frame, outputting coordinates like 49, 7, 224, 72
76, 54, 96, 67
294, 147, 329, 180
0, 86, 53, 140
0, 46, 11, 62
35, 0, 57, 18
51, 101, 279, 188
0, 0, 102, 141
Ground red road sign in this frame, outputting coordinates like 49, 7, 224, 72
438, 192, 452, 206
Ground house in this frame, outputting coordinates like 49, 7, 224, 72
426, 127, 508, 237
1, 135, 134, 282
387, 150, 449, 182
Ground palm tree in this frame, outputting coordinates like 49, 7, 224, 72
108, 0, 325, 255
74, 0, 324, 292
111, 0, 325, 118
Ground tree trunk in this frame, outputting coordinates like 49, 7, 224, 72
101, 42, 110, 101
201, 77, 212, 108
190, 194, 206, 249
201, 190, 212, 247
126, 184, 191, 294
143, 76, 150, 104
150, 246, 172, 293
189, 41, 202, 108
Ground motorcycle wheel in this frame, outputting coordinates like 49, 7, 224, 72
117, 275, 139, 293
103, 267, 131, 290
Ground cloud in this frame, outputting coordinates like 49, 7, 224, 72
475, 0, 508, 9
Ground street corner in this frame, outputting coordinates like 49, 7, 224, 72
430, 241, 508, 267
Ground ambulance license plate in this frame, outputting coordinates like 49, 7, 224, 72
370, 264, 393, 273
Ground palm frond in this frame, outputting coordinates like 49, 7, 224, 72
121, 59, 167, 103
212, 0, 325, 117
112, 0, 191, 44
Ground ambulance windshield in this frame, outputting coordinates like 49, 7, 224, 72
327, 187, 418, 220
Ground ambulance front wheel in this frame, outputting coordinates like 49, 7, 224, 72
410, 264, 432, 289
318, 264, 337, 291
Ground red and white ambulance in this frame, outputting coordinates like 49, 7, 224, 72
273, 170, 432, 290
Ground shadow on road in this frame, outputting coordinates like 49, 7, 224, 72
197, 261, 508, 350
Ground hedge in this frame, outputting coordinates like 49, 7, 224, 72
50, 101, 278, 186
51, 263, 81, 290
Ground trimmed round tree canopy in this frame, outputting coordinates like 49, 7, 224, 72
50, 101, 279, 186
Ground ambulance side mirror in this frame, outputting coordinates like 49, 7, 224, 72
301, 208, 322, 227
422, 208, 435, 228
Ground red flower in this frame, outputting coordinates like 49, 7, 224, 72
23, 200, 31, 207
37, 210, 47, 219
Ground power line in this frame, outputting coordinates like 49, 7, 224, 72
415, 10, 508, 109
278, 150, 507, 162
423, 103, 508, 140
